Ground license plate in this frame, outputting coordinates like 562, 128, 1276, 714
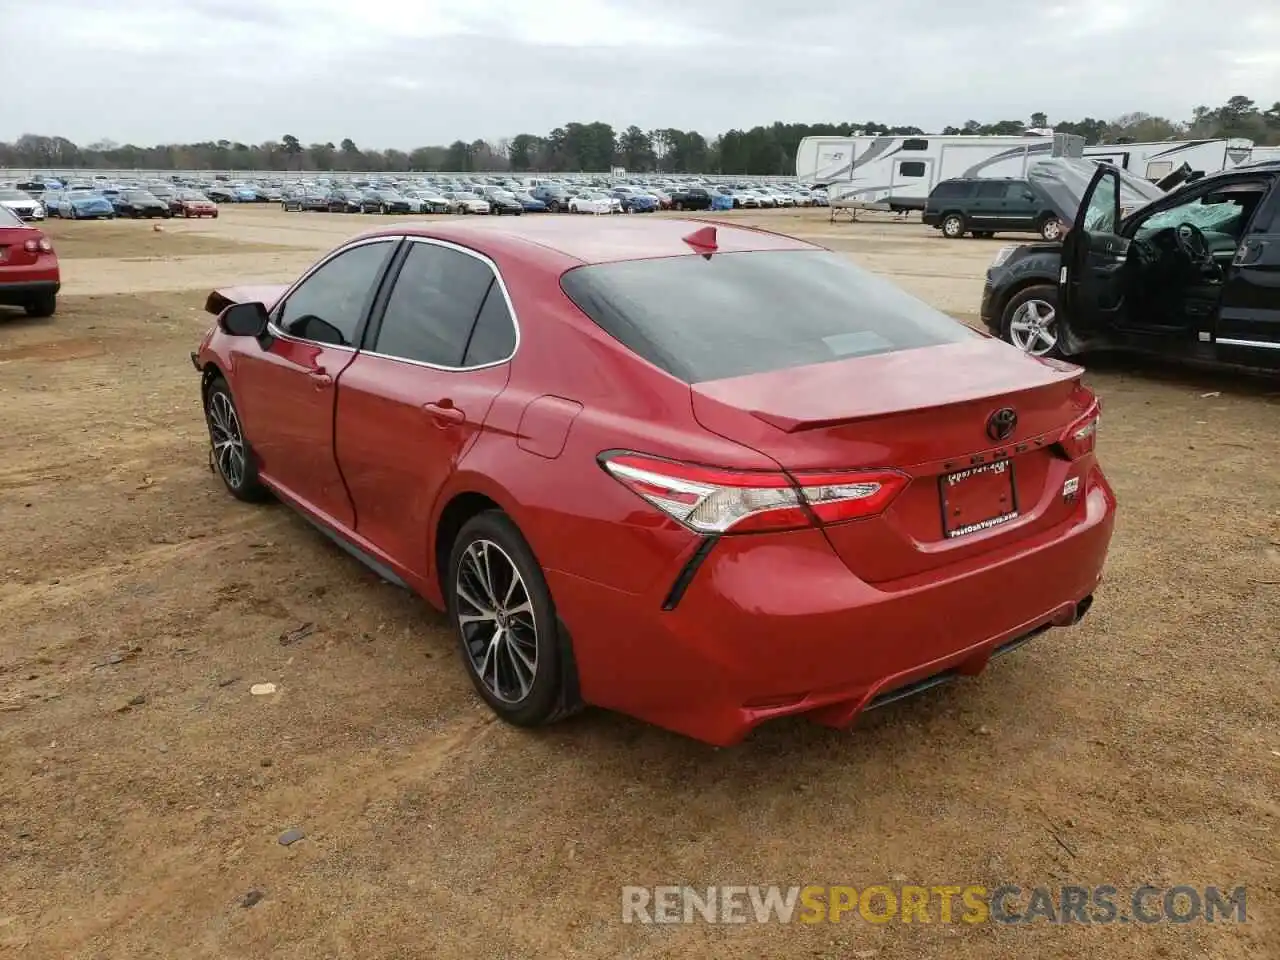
940, 460, 1018, 538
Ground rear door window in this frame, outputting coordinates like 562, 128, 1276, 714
561, 250, 976, 383
975, 182, 1008, 199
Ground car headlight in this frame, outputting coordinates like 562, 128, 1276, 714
991, 245, 1018, 268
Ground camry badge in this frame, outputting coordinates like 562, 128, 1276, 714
986, 407, 1018, 442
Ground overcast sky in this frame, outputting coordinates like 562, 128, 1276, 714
7, 0, 1280, 148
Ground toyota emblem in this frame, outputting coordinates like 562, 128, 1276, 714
987, 407, 1018, 442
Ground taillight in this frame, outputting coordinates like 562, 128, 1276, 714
1057, 404, 1100, 460
600, 452, 908, 534
22, 237, 53, 254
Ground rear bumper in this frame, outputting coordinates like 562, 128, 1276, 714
549, 470, 1116, 746
0, 273, 60, 306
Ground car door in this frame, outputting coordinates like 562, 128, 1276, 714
334, 238, 516, 578
231, 237, 399, 530
1003, 181, 1040, 233
1215, 178, 1280, 366
971, 180, 1008, 230
1058, 164, 1131, 339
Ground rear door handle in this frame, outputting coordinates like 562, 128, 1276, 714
307, 365, 332, 387
423, 401, 465, 425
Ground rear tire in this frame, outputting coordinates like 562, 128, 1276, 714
1039, 215, 1064, 242
447, 511, 581, 728
941, 213, 966, 239
25, 293, 56, 318
203, 376, 269, 502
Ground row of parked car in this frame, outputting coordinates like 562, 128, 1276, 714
0, 180, 220, 221
276, 177, 831, 216
0, 173, 831, 223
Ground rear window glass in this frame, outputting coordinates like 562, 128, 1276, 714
560, 250, 976, 383
930, 180, 970, 198
0, 206, 22, 227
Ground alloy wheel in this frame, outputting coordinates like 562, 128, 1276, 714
455, 539, 538, 704
207, 391, 247, 488
1008, 299, 1059, 356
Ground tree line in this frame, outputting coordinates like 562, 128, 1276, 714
4, 96, 1277, 176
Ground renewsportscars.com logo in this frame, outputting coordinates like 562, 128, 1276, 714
621, 884, 1248, 925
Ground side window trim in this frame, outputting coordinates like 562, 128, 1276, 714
268, 235, 402, 351
359, 235, 522, 372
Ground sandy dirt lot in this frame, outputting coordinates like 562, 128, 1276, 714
1, 206, 1276, 959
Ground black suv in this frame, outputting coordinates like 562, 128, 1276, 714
924, 177, 1064, 242
668, 186, 714, 211
980, 157, 1280, 373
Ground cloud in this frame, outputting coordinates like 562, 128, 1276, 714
7, 0, 1279, 148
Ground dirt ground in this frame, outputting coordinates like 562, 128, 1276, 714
1, 206, 1276, 960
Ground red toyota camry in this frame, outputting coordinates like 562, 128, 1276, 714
192, 217, 1115, 746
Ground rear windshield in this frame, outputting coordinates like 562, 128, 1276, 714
0, 206, 22, 227
560, 250, 976, 383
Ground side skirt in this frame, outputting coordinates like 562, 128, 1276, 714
297, 513, 410, 589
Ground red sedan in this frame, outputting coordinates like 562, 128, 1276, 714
192, 217, 1115, 746
176, 191, 219, 218
0, 205, 59, 317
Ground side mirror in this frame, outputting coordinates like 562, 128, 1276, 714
1024, 191, 1037, 202
218, 301, 270, 338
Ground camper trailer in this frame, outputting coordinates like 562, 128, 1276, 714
795, 133, 1083, 212
1243, 144, 1280, 167
1080, 139, 1255, 180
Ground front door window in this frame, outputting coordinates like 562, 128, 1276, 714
1082, 171, 1119, 233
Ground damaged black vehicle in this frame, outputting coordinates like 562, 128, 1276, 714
981, 157, 1280, 372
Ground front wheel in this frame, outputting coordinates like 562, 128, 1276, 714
941, 213, 966, 239
1001, 285, 1064, 359
204, 376, 269, 502
447, 511, 581, 727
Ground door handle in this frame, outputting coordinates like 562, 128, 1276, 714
423, 401, 465, 425
307, 365, 332, 387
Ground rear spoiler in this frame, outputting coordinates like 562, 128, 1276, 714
204, 283, 289, 316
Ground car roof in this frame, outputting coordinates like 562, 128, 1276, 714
354, 217, 818, 266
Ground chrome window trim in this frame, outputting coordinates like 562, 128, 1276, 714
358, 234, 521, 373
266, 235, 401, 351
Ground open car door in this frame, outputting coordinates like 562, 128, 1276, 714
1058, 163, 1131, 342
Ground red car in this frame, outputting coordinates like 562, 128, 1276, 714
0, 205, 59, 317
176, 191, 219, 218
192, 218, 1115, 746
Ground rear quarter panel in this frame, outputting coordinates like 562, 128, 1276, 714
441, 252, 780, 600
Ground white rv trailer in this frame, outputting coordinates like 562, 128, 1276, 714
1080, 138, 1255, 180
1243, 144, 1280, 166
795, 133, 1084, 212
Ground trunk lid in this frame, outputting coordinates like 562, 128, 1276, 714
690, 339, 1095, 583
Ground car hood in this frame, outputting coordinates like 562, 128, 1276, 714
1027, 157, 1166, 225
